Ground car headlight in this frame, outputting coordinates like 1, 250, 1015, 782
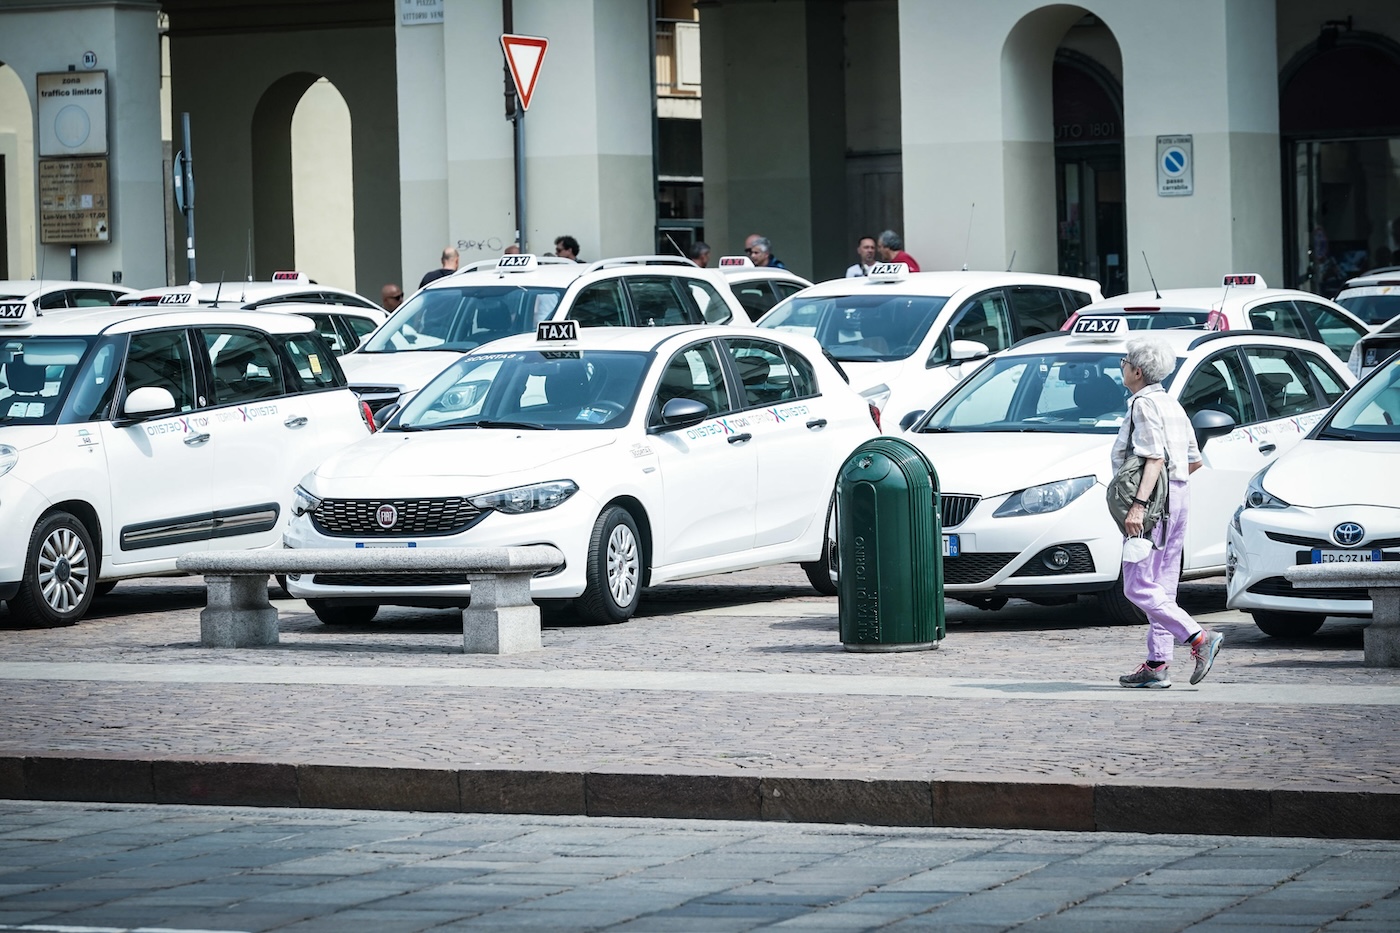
992, 476, 1096, 518
0, 444, 16, 479
469, 480, 578, 514
1242, 466, 1289, 511
291, 484, 322, 517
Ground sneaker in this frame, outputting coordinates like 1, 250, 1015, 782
1119, 663, 1171, 688
1189, 630, 1224, 685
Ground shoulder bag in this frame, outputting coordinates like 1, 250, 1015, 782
1106, 398, 1169, 538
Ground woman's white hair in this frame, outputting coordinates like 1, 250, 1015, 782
1124, 337, 1176, 385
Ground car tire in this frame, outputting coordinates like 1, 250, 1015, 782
577, 506, 642, 624
801, 495, 838, 596
1251, 609, 1325, 639
306, 599, 379, 626
11, 512, 96, 628
1097, 578, 1147, 625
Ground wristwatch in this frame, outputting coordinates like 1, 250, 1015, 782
1131, 497, 1150, 507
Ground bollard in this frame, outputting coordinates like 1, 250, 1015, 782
837, 437, 945, 651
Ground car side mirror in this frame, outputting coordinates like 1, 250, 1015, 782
120, 386, 177, 422
899, 410, 926, 432
657, 397, 708, 430
1191, 408, 1237, 446
950, 339, 990, 362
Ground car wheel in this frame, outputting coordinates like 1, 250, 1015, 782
95, 581, 118, 597
306, 599, 379, 626
577, 506, 642, 624
1251, 610, 1325, 639
11, 512, 96, 627
801, 495, 838, 596
1097, 578, 1147, 625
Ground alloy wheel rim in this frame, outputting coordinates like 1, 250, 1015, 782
38, 527, 89, 614
606, 523, 639, 606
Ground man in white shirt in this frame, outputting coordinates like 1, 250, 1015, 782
845, 236, 878, 278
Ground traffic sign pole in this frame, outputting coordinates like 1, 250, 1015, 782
500, 30, 548, 254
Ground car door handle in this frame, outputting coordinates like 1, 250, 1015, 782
727, 433, 752, 445
1258, 443, 1276, 455
184, 433, 210, 447
283, 416, 309, 429
806, 419, 827, 430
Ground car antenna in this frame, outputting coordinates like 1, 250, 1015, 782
662, 231, 689, 262
962, 202, 976, 271
1141, 251, 1162, 299
212, 273, 225, 308
35, 233, 46, 316
245, 230, 254, 282
1006, 249, 1016, 272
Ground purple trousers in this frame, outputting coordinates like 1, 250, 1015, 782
1121, 480, 1203, 662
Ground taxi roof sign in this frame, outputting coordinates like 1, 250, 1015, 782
537, 319, 578, 342
0, 301, 31, 325
717, 255, 753, 271
1222, 273, 1266, 288
868, 262, 909, 280
271, 271, 309, 282
157, 292, 195, 306
496, 254, 538, 272
1071, 316, 1127, 336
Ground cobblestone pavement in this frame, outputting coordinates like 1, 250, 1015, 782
0, 568, 1395, 796
0, 801, 1398, 932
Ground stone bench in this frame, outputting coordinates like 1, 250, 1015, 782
1284, 563, 1400, 667
176, 547, 564, 654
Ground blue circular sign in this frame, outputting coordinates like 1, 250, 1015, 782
1162, 148, 1187, 176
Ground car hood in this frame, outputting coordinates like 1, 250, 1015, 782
902, 431, 1111, 497
836, 359, 907, 395
1264, 440, 1400, 508
0, 425, 58, 453
312, 429, 618, 483
338, 350, 463, 393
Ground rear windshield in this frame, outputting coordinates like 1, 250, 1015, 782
1071, 310, 1208, 330
1336, 292, 1400, 327
758, 293, 948, 362
361, 284, 565, 354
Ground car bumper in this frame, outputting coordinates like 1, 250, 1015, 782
282, 490, 601, 603
1226, 504, 1400, 617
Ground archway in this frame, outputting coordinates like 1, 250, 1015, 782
291, 77, 354, 288
1281, 32, 1400, 296
250, 72, 319, 280
0, 62, 35, 280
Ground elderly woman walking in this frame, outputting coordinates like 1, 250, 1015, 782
1114, 337, 1224, 688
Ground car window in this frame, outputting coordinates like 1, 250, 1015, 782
772, 281, 806, 302
726, 337, 800, 408
72, 289, 120, 307
761, 294, 947, 363
0, 336, 96, 425
280, 333, 344, 391
569, 280, 628, 327
301, 313, 345, 353
1242, 347, 1320, 420
37, 291, 68, 310
1245, 300, 1309, 340
624, 277, 695, 326
732, 282, 775, 322
203, 328, 286, 405
921, 350, 1130, 433
1336, 292, 1400, 327
1321, 358, 1400, 436
944, 291, 1013, 355
652, 340, 731, 422
784, 345, 818, 398
1297, 300, 1365, 360
123, 329, 197, 413
686, 278, 733, 324
1177, 350, 1258, 425
1008, 286, 1070, 337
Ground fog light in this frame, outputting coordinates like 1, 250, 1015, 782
287, 573, 302, 582
1043, 547, 1071, 570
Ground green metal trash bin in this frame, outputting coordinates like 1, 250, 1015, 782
837, 436, 945, 651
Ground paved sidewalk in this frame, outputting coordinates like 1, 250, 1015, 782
1, 568, 1397, 839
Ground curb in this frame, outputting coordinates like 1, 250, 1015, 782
4, 755, 1398, 840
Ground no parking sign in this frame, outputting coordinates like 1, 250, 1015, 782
1156, 135, 1193, 197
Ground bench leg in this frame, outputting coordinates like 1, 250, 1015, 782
462, 571, 542, 654
200, 574, 280, 648
1365, 588, 1400, 668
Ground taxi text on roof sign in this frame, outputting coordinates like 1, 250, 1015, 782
1071, 316, 1126, 335
0, 302, 28, 322
717, 256, 753, 269
537, 320, 578, 341
497, 254, 537, 272
158, 292, 193, 305
1222, 273, 1266, 288
869, 262, 909, 279
272, 271, 308, 282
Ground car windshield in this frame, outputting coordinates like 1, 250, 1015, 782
1076, 310, 1208, 330
359, 284, 565, 354
1336, 292, 1400, 327
758, 293, 948, 362
915, 351, 1136, 434
1315, 356, 1400, 441
393, 348, 651, 431
0, 336, 99, 426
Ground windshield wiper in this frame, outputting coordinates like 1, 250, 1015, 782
1316, 427, 1361, 440
387, 423, 429, 432
471, 419, 546, 430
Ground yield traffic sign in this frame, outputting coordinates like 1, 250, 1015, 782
501, 34, 549, 111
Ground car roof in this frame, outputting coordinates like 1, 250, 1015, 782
443, 254, 719, 291
1083, 285, 1336, 313
0, 280, 137, 300
2, 304, 320, 337
1343, 269, 1400, 289
790, 269, 1102, 299
467, 322, 822, 357
241, 301, 386, 321
1006, 322, 1340, 358
118, 279, 376, 307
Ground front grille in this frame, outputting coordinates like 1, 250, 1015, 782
350, 386, 401, 414
312, 497, 485, 537
940, 494, 980, 529
314, 572, 473, 587
1011, 543, 1095, 577
1246, 576, 1371, 601
1268, 531, 1400, 549
943, 553, 1016, 585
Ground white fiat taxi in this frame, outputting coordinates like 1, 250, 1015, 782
1226, 353, 1400, 638
898, 317, 1355, 623
0, 302, 369, 627
713, 255, 812, 321
756, 264, 1102, 429
285, 322, 879, 624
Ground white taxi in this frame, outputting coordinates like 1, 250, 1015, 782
756, 264, 1102, 429
1065, 274, 1370, 362
1334, 270, 1400, 330
339, 254, 751, 418
0, 302, 369, 627
713, 255, 812, 321
1226, 353, 1400, 638
284, 322, 879, 624
898, 317, 1355, 622
0, 280, 136, 313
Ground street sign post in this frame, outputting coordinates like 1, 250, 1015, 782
500, 32, 548, 252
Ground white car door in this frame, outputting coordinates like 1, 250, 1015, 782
648, 339, 757, 563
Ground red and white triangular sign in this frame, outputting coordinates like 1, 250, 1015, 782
501, 34, 548, 111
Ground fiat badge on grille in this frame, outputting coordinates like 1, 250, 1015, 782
376, 504, 398, 529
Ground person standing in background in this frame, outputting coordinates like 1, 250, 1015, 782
876, 230, 920, 272
554, 235, 582, 262
687, 241, 711, 268
846, 236, 878, 277
745, 234, 786, 269
419, 247, 459, 288
380, 284, 404, 312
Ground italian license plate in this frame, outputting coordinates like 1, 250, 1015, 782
942, 535, 960, 557
1311, 549, 1380, 564
355, 541, 417, 548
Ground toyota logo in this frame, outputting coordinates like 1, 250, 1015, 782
375, 504, 398, 529
1333, 522, 1365, 547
